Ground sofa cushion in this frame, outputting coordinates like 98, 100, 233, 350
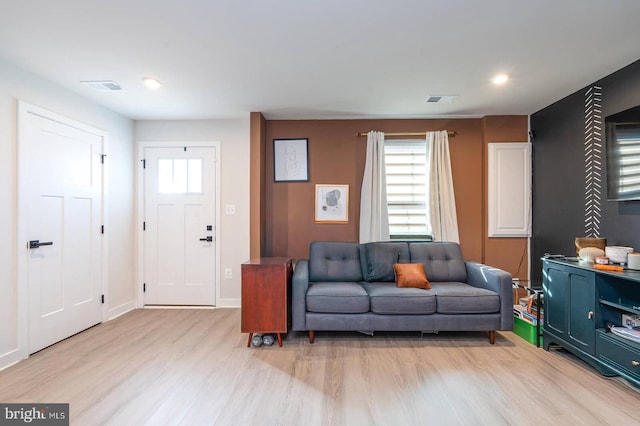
306, 282, 370, 313
429, 282, 500, 314
309, 241, 362, 282
409, 242, 467, 282
394, 263, 430, 289
362, 282, 436, 315
359, 242, 410, 282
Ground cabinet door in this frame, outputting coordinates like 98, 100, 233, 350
568, 270, 596, 352
544, 265, 569, 339
543, 262, 596, 354
488, 142, 531, 237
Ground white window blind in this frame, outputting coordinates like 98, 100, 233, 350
615, 124, 640, 196
384, 140, 431, 238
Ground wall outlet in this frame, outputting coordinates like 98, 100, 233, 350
225, 204, 236, 215
224, 268, 232, 279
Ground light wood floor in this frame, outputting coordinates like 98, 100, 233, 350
1, 309, 640, 425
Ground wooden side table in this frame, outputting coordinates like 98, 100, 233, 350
241, 257, 292, 347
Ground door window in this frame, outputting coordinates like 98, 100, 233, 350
158, 159, 202, 194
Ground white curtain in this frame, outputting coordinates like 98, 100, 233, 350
426, 130, 460, 243
359, 131, 390, 243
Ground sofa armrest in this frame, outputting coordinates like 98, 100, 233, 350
465, 262, 513, 331
291, 260, 310, 331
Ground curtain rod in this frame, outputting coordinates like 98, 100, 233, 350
355, 131, 457, 137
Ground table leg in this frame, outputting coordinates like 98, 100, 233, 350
247, 333, 253, 348
277, 333, 283, 347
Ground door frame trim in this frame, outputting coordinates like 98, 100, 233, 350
16, 101, 108, 361
136, 141, 221, 308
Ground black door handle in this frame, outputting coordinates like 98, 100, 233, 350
199, 236, 213, 242
28, 240, 53, 249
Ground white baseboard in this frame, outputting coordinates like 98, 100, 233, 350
143, 306, 215, 309
216, 298, 240, 308
107, 301, 136, 321
0, 348, 25, 372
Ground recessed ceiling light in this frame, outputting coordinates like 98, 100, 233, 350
492, 74, 509, 85
142, 77, 162, 89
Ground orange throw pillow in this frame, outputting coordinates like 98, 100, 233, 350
394, 263, 430, 289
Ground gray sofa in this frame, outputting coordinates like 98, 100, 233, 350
292, 241, 513, 344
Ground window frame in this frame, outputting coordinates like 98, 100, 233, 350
383, 138, 432, 240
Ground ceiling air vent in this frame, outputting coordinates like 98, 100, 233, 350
425, 95, 458, 104
81, 80, 125, 91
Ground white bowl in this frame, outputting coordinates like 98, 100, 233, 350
605, 246, 634, 264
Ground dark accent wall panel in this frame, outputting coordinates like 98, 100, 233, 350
531, 58, 640, 281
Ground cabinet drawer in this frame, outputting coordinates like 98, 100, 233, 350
596, 331, 640, 381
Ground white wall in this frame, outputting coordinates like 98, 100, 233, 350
135, 120, 250, 307
0, 58, 136, 369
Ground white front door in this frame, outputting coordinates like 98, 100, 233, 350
143, 146, 217, 305
20, 104, 104, 354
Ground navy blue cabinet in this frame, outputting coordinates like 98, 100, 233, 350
543, 259, 640, 386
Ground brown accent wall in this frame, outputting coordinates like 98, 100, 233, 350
482, 116, 530, 280
250, 115, 529, 277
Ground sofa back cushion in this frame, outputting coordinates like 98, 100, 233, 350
408, 242, 467, 282
359, 242, 410, 282
309, 241, 363, 282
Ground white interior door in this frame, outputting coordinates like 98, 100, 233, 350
21, 105, 104, 354
143, 146, 216, 305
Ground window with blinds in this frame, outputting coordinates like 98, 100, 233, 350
607, 122, 640, 200
384, 140, 432, 239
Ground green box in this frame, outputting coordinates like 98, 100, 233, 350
513, 316, 543, 346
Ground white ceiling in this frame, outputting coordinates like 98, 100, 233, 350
1, 1, 640, 121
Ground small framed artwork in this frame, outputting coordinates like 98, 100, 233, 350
315, 184, 349, 223
273, 138, 309, 182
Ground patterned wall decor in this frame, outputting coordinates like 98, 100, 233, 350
584, 85, 603, 238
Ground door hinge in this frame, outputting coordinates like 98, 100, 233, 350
143, 283, 146, 292
141, 159, 146, 169
101, 154, 107, 164
101, 225, 104, 234
143, 221, 146, 231
101, 294, 105, 304
184, 146, 187, 152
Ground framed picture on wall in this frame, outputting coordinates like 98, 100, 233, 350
315, 184, 349, 223
273, 138, 309, 182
